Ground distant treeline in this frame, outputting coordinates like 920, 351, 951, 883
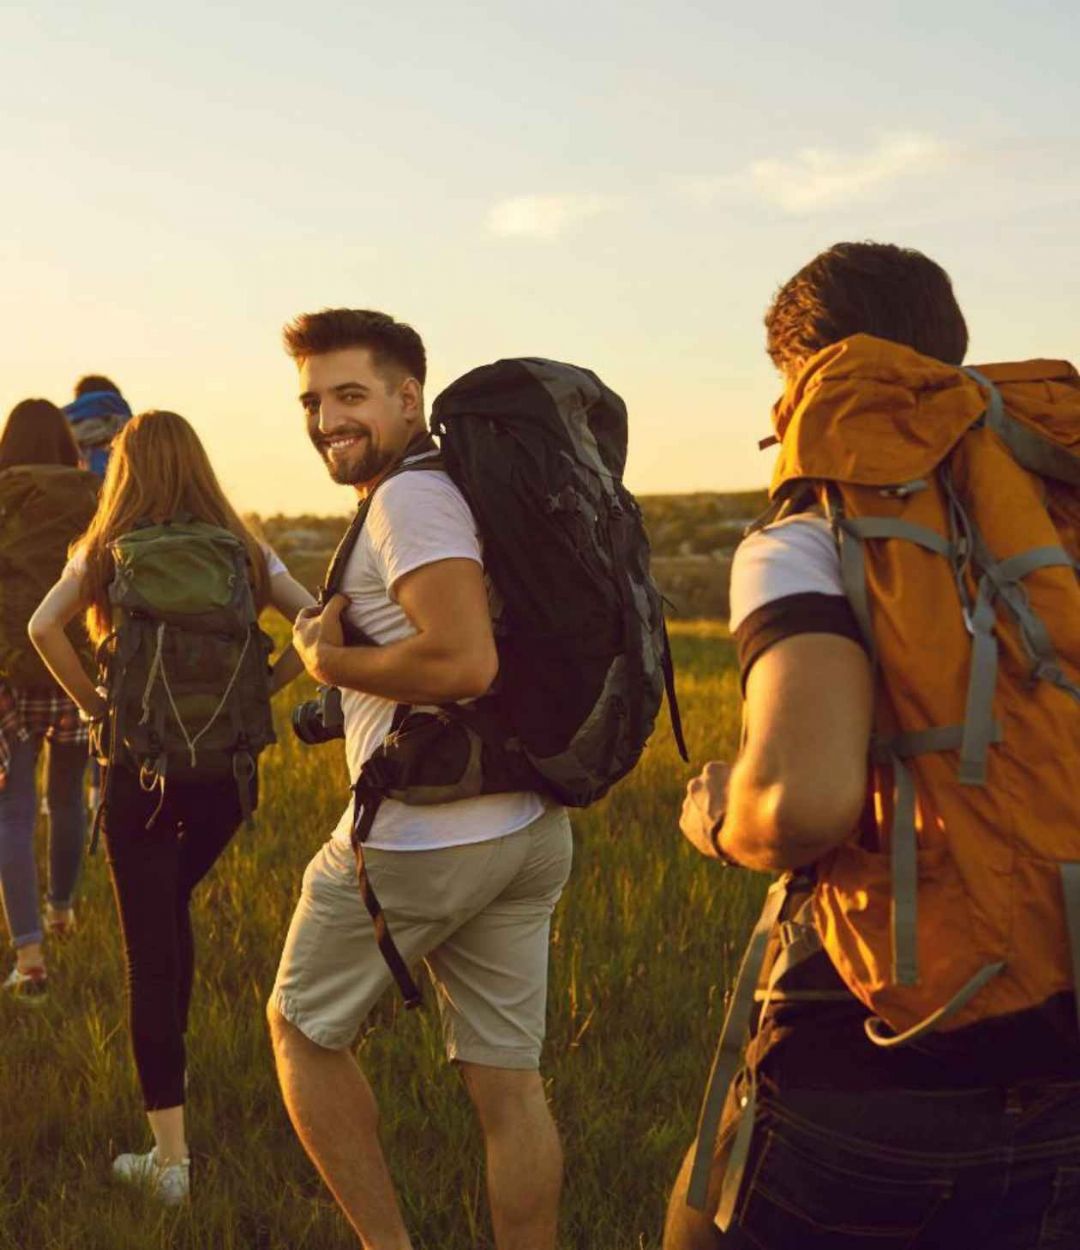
251, 489, 769, 621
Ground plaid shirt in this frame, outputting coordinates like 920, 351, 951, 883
0, 681, 88, 790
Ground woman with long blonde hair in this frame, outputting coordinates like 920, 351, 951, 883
31, 410, 314, 1205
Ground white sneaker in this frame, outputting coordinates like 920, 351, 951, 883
112, 1146, 190, 1205
2, 964, 48, 1003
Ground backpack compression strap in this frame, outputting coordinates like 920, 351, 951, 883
350, 705, 423, 1008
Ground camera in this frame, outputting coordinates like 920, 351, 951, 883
291, 684, 346, 745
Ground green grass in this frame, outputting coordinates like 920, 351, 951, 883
0, 622, 764, 1250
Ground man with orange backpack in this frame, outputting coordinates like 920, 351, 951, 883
665, 242, 1080, 1249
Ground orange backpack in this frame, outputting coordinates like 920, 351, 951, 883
768, 335, 1080, 1043
688, 335, 1080, 1222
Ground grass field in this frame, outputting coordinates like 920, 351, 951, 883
0, 621, 764, 1250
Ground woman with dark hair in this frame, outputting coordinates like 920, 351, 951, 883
0, 398, 82, 472
0, 399, 99, 1001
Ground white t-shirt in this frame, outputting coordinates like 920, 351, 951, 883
331, 461, 543, 852
728, 515, 844, 631
728, 515, 863, 686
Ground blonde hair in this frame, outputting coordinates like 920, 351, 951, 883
72, 410, 270, 644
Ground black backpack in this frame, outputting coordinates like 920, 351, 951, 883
433, 357, 686, 797
324, 359, 687, 1004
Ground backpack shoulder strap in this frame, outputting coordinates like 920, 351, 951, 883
320, 435, 443, 603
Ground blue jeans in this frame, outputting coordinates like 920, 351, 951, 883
667, 1081, 1080, 1250
0, 735, 88, 948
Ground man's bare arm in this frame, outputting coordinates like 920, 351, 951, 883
292, 558, 498, 705
681, 632, 873, 872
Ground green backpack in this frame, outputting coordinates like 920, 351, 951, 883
95, 519, 276, 832
0, 464, 99, 690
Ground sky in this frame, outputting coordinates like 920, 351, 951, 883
2, 0, 1077, 517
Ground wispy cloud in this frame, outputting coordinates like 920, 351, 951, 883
686, 132, 949, 214
486, 193, 618, 239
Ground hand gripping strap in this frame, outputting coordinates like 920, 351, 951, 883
686, 875, 792, 1215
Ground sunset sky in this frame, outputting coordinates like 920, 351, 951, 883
2, 0, 1077, 516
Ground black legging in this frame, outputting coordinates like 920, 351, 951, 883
102, 764, 247, 1110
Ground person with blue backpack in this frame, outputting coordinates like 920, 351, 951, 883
63, 375, 133, 479
30, 409, 314, 1205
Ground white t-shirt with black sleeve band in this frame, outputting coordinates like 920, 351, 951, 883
729, 514, 867, 688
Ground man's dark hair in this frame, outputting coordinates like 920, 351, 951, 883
765, 242, 969, 376
282, 309, 427, 386
74, 374, 122, 398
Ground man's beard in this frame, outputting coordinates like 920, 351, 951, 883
314, 432, 394, 486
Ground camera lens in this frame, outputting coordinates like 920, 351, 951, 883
290, 686, 346, 745
291, 699, 323, 745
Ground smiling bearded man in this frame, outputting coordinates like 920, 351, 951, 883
266, 309, 571, 1250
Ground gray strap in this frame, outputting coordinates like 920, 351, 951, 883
714, 1074, 758, 1232
877, 722, 1003, 762
889, 754, 919, 986
959, 542, 1079, 783
876, 724, 959, 760
939, 463, 977, 629
864, 961, 1005, 1048
686, 876, 790, 1212
986, 547, 1080, 702
1060, 864, 1080, 1039
989, 545, 1077, 585
715, 895, 811, 1231
873, 725, 1001, 984
834, 516, 877, 664
747, 923, 828, 1004
842, 516, 953, 558
958, 580, 1000, 785
965, 367, 1080, 487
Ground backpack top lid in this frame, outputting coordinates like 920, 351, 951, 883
768, 335, 1080, 492
431, 357, 629, 481
108, 520, 255, 625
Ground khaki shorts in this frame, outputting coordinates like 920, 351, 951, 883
270, 805, 572, 1067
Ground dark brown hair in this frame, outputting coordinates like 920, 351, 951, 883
765, 242, 969, 375
282, 309, 427, 386
0, 399, 80, 472
74, 374, 122, 398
